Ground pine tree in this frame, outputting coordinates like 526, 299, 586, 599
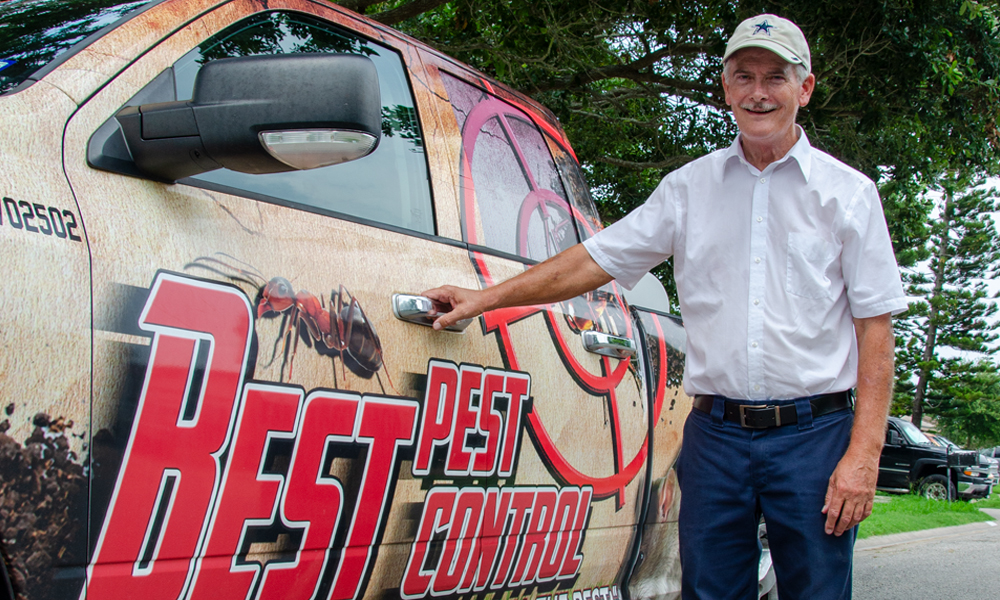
895, 172, 1000, 428
930, 359, 1000, 447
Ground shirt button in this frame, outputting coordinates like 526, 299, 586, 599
760, 178, 766, 184
754, 299, 760, 305
756, 216, 763, 223
754, 385, 761, 392
751, 341, 758, 348
754, 257, 761, 264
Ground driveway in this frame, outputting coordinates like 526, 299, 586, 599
853, 509, 1000, 599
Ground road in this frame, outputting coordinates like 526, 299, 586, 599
853, 510, 1000, 599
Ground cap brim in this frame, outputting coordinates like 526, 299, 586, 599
724, 40, 805, 68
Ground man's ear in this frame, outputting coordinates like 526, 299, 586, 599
799, 72, 816, 107
721, 70, 733, 107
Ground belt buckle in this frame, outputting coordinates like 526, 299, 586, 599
739, 404, 779, 428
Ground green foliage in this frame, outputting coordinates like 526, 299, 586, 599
976, 486, 1000, 508
894, 172, 1000, 427
929, 360, 1000, 447
357, 0, 1000, 247
859, 492, 994, 539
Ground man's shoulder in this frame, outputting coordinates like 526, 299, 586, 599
808, 146, 876, 190
662, 147, 730, 182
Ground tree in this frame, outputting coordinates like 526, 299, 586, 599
926, 359, 1000, 447
894, 173, 1000, 428
343, 0, 1000, 303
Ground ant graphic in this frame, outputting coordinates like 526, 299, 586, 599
186, 254, 396, 394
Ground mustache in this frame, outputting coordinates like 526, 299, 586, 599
740, 102, 779, 113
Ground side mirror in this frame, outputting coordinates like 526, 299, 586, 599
90, 53, 381, 183
887, 430, 901, 446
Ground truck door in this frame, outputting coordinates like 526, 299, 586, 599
413, 58, 674, 594
624, 307, 690, 600
878, 422, 912, 491
57, 1, 658, 598
60, 3, 489, 599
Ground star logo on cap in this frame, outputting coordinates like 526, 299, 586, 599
752, 20, 775, 36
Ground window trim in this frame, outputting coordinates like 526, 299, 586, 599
179, 176, 460, 248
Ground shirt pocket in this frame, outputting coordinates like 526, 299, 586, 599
786, 232, 839, 300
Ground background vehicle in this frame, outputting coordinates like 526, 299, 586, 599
878, 417, 990, 500
0, 1, 779, 599
928, 434, 998, 496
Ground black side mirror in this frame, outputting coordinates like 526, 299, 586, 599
887, 430, 901, 445
90, 53, 381, 183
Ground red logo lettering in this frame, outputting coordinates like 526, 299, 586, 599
85, 273, 253, 600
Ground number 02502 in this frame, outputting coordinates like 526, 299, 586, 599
2, 196, 82, 242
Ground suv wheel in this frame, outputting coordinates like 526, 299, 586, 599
918, 474, 955, 501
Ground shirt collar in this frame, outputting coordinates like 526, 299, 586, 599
721, 125, 813, 182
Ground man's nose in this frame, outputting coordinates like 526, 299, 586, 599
749, 80, 769, 101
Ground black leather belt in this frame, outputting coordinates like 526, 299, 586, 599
692, 391, 852, 429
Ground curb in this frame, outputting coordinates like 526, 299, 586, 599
855, 508, 999, 551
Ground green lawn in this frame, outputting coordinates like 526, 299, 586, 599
974, 486, 1000, 509
857, 490, 998, 539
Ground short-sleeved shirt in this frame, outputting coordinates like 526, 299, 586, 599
583, 130, 909, 400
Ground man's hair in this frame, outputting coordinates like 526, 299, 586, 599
723, 57, 810, 85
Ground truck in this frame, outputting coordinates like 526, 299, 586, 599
0, 1, 779, 599
877, 416, 993, 501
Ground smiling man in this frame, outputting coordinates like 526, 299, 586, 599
423, 14, 907, 599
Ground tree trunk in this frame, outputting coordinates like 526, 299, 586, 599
911, 196, 953, 428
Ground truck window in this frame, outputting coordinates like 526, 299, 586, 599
163, 11, 434, 235
439, 71, 581, 261
897, 419, 933, 445
0, 0, 152, 95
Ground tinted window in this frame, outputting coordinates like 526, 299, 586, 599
173, 11, 434, 235
0, 0, 150, 95
898, 420, 932, 445
440, 72, 580, 261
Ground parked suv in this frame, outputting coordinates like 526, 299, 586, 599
878, 417, 992, 500
928, 434, 999, 493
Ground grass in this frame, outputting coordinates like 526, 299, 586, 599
973, 486, 1000, 509
857, 489, 997, 539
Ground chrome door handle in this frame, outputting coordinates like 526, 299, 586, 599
582, 330, 636, 360
391, 294, 473, 332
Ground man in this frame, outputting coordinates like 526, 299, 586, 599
423, 14, 907, 600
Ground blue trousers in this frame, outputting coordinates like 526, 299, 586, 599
676, 397, 856, 600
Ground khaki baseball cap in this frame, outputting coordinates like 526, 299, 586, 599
723, 14, 811, 73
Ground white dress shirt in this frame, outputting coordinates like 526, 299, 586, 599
584, 130, 909, 400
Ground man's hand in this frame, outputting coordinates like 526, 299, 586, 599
421, 244, 613, 332
822, 450, 879, 535
421, 286, 491, 331
822, 312, 894, 536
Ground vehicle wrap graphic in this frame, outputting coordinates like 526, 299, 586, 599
82, 273, 594, 600
1, 196, 83, 241
401, 485, 591, 597
440, 72, 665, 509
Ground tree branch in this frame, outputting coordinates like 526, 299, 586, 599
529, 45, 716, 93
594, 155, 695, 170
372, 0, 453, 25
336, 0, 384, 14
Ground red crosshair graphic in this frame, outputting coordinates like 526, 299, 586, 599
455, 89, 668, 508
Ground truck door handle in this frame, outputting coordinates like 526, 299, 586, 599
391, 294, 473, 332
581, 330, 636, 360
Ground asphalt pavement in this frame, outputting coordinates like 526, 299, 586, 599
852, 508, 1000, 599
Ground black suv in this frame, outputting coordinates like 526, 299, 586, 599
877, 417, 993, 500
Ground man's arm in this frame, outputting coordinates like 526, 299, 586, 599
822, 312, 895, 536
422, 243, 613, 331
